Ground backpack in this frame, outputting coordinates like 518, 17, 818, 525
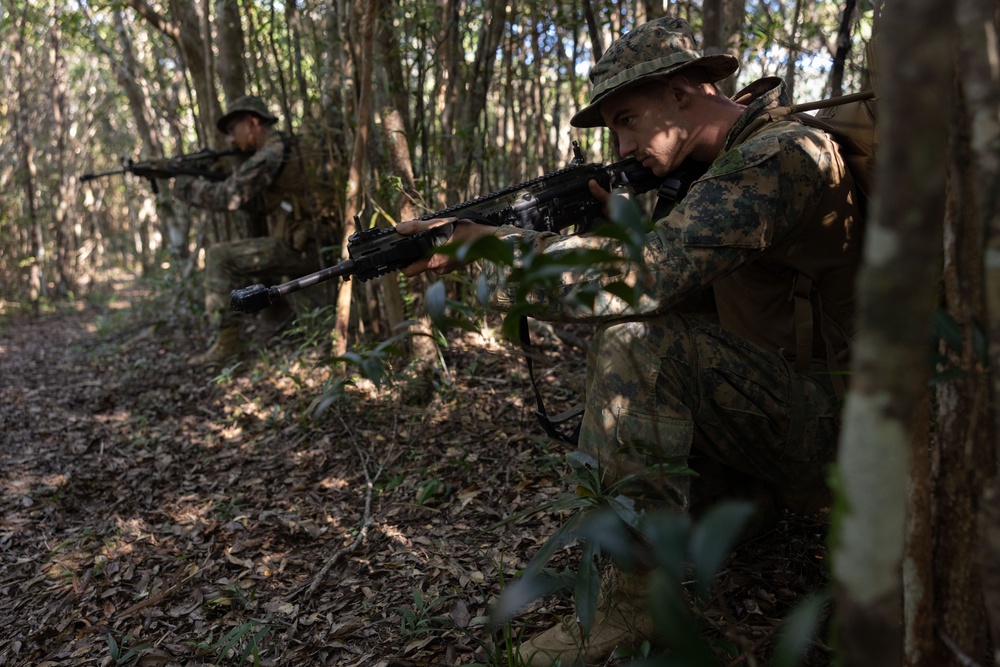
792, 90, 878, 203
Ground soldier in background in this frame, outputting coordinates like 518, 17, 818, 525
174, 95, 320, 365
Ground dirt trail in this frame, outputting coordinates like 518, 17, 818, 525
0, 284, 829, 666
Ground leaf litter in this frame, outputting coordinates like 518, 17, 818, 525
0, 279, 830, 666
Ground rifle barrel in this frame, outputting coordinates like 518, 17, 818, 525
229, 259, 357, 313
80, 168, 127, 182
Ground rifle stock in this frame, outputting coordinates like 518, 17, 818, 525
230, 144, 706, 314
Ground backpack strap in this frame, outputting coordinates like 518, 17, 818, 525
791, 273, 814, 375
275, 133, 293, 181
790, 272, 848, 401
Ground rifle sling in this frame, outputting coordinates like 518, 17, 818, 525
519, 176, 694, 446
518, 316, 582, 446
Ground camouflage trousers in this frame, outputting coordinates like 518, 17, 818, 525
578, 312, 841, 507
203, 236, 318, 329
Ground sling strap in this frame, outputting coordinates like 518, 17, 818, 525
521, 166, 702, 445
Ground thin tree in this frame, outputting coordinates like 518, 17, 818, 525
334, 0, 376, 358
832, 0, 953, 665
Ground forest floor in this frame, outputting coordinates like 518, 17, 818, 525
0, 271, 832, 667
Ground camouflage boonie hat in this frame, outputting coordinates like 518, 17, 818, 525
571, 17, 739, 128
217, 95, 279, 133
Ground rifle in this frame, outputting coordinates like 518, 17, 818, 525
230, 143, 706, 315
80, 148, 241, 193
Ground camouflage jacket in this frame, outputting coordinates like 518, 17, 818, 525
174, 131, 316, 251
482, 77, 863, 366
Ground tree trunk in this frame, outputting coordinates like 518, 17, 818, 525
903, 394, 936, 665
127, 0, 223, 144
827, 0, 858, 98
927, 62, 995, 665
718, 0, 745, 96
783, 0, 803, 103
581, 0, 603, 62
455, 0, 508, 187
13, 5, 45, 307
334, 0, 375, 359
833, 1, 953, 666
50, 5, 79, 293
215, 0, 246, 102
955, 0, 1000, 658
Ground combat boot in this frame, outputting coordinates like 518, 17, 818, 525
517, 575, 655, 666
190, 327, 247, 366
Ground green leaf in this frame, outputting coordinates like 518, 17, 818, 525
574, 540, 601, 634
490, 569, 574, 625
425, 280, 447, 326
770, 590, 830, 667
607, 494, 641, 531
931, 308, 963, 354
575, 507, 636, 567
688, 501, 755, 600
456, 235, 516, 265
640, 510, 690, 579
645, 570, 721, 666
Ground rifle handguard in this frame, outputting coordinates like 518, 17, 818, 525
228, 150, 707, 312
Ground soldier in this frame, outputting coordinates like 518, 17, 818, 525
174, 95, 320, 365
398, 15, 862, 666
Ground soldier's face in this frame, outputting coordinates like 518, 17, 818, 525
226, 115, 255, 153
601, 82, 688, 177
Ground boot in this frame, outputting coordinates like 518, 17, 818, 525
517, 577, 655, 666
190, 327, 246, 366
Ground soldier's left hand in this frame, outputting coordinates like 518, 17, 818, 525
396, 217, 496, 276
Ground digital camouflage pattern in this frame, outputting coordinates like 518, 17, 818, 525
174, 131, 316, 252
485, 78, 861, 366
203, 237, 317, 329
578, 312, 841, 508
175, 130, 322, 333
481, 77, 861, 493
571, 16, 738, 128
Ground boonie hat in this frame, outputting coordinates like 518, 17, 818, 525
571, 17, 739, 128
217, 95, 279, 133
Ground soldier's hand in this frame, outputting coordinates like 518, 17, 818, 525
396, 217, 495, 277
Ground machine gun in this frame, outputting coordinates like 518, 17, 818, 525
230, 143, 706, 315
80, 148, 240, 193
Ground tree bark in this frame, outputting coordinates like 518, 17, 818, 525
14, 5, 45, 307
928, 62, 995, 665
833, 1, 953, 666
581, 0, 603, 62
955, 0, 1000, 658
334, 0, 375, 359
50, 4, 79, 292
127, 0, 223, 144
215, 0, 246, 102
827, 0, 858, 98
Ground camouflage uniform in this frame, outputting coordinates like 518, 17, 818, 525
481, 23, 862, 507
175, 100, 319, 333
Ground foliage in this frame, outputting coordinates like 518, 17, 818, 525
212, 620, 272, 666
105, 632, 153, 667
0, 0, 872, 310
491, 449, 829, 665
